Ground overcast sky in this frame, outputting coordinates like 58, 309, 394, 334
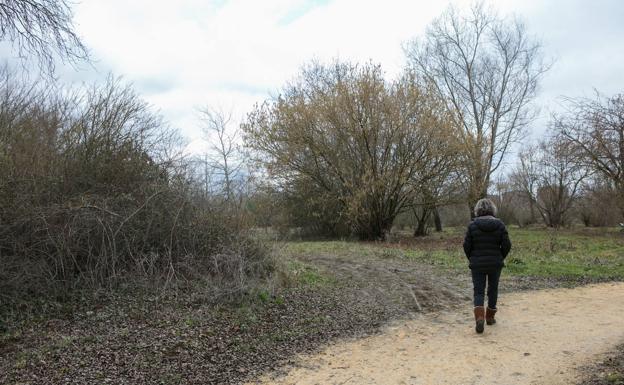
43, 0, 624, 153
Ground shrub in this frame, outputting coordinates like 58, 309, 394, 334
0, 68, 272, 315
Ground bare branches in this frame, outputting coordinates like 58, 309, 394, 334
405, 2, 548, 209
198, 107, 246, 203
0, 68, 271, 309
511, 136, 589, 227
556, 94, 624, 184
243, 60, 457, 240
0, 0, 89, 74
555, 93, 624, 216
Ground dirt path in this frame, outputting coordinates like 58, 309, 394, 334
251, 282, 624, 385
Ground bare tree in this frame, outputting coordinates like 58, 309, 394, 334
555, 93, 624, 217
512, 137, 589, 227
0, 0, 89, 73
199, 107, 245, 203
405, 2, 548, 217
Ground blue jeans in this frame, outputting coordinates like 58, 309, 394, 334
471, 269, 502, 308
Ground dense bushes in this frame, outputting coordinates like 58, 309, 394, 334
244, 61, 457, 240
0, 69, 271, 312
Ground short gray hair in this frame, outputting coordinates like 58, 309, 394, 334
474, 198, 497, 217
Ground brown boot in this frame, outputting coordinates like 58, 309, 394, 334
474, 306, 485, 333
486, 307, 497, 325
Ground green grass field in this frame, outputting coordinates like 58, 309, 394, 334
281, 226, 624, 282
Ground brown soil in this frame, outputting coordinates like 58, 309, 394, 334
3, 242, 619, 385
252, 282, 624, 385
0, 250, 469, 385
580, 343, 624, 384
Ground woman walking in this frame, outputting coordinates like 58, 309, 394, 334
463, 198, 512, 334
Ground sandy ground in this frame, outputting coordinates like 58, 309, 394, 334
251, 282, 624, 385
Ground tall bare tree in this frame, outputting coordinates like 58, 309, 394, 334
555, 93, 624, 217
0, 0, 89, 73
199, 107, 245, 203
405, 2, 548, 217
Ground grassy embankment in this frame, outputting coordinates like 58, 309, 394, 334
285, 226, 624, 283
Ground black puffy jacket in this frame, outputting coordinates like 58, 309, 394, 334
463, 216, 512, 271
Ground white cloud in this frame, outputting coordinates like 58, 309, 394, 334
59, 0, 624, 153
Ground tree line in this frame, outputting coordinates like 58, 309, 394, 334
242, 3, 622, 238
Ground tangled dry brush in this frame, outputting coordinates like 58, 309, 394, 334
0, 68, 271, 314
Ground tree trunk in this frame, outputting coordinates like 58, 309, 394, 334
528, 199, 537, 224
468, 201, 476, 219
617, 186, 624, 222
433, 207, 442, 232
356, 212, 394, 241
413, 207, 431, 237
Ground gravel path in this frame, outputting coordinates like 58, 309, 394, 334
251, 282, 624, 385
